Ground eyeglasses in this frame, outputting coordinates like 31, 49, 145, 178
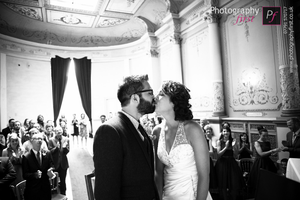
33, 138, 43, 141
132, 89, 153, 96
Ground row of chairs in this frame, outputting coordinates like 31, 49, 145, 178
12, 172, 67, 200
85, 172, 95, 200
83, 160, 254, 200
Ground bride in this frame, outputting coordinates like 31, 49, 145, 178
153, 81, 212, 200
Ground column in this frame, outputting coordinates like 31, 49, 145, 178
169, 32, 183, 83
0, 53, 7, 128
162, 13, 183, 83
148, 34, 161, 92
276, 0, 300, 116
204, 12, 225, 116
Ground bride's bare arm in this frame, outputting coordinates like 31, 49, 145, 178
186, 121, 210, 200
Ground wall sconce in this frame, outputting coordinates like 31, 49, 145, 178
234, 67, 278, 106
241, 67, 262, 93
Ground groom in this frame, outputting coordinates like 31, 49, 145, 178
93, 74, 159, 200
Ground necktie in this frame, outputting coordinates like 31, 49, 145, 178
37, 151, 42, 167
59, 139, 62, 149
292, 133, 297, 144
138, 124, 150, 154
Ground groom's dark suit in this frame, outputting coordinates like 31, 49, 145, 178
93, 112, 159, 200
22, 149, 54, 200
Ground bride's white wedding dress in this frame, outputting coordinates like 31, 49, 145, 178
157, 122, 212, 200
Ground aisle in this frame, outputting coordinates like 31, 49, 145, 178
67, 137, 94, 200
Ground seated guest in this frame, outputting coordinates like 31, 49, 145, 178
277, 158, 288, 176
22, 128, 48, 154
0, 156, 16, 199
247, 127, 282, 197
22, 132, 55, 200
48, 127, 70, 195
238, 132, 252, 159
2, 133, 24, 185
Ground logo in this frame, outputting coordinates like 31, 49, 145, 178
262, 7, 281, 25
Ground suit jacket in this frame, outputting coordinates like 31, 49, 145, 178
0, 157, 16, 199
22, 149, 54, 200
1, 127, 12, 142
285, 130, 300, 158
93, 112, 159, 200
48, 136, 69, 170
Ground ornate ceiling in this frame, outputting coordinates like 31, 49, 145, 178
0, 0, 194, 47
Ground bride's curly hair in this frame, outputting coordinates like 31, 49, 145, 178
161, 80, 193, 121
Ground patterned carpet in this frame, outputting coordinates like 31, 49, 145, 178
68, 140, 94, 200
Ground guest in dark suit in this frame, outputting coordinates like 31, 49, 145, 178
48, 126, 70, 195
0, 133, 5, 156
0, 157, 16, 200
93, 74, 159, 200
22, 132, 55, 200
1, 118, 15, 143
283, 118, 300, 158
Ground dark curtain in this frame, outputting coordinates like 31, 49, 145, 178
73, 57, 93, 136
51, 56, 71, 126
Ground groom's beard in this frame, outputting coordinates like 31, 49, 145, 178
137, 97, 155, 115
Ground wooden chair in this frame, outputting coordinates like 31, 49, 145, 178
239, 158, 254, 183
85, 172, 95, 200
50, 172, 68, 200
15, 180, 26, 200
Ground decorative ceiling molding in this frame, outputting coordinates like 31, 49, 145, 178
106, 0, 145, 14
0, 0, 192, 47
0, 0, 39, 7
44, 0, 104, 15
47, 10, 95, 27
4, 3, 42, 21
96, 17, 129, 28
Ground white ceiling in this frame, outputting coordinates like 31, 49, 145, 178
0, 0, 194, 47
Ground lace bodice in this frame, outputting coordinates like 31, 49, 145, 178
157, 122, 212, 200
157, 122, 194, 168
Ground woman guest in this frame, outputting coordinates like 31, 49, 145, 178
71, 114, 79, 145
153, 80, 212, 200
2, 133, 24, 185
44, 123, 55, 145
247, 126, 282, 197
79, 113, 88, 148
238, 133, 252, 159
215, 126, 245, 200
203, 124, 218, 193
23, 118, 30, 131
59, 120, 69, 138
